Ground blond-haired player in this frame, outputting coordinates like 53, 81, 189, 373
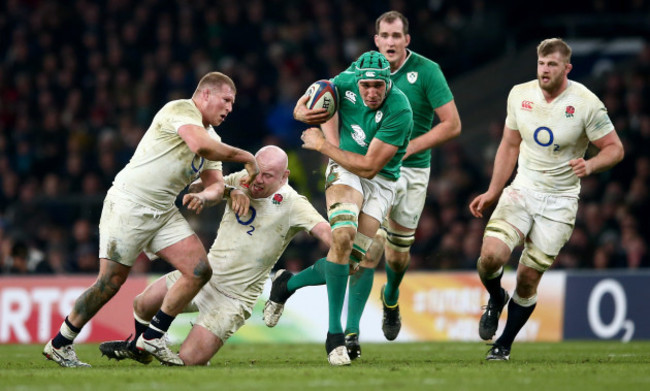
469, 38, 624, 360
43, 72, 259, 367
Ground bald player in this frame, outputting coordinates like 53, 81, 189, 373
43, 72, 259, 367
469, 38, 624, 360
98, 146, 332, 366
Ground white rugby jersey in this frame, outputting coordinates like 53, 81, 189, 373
208, 170, 326, 310
506, 80, 614, 195
112, 99, 223, 210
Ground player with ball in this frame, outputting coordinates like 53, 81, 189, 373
265, 50, 412, 366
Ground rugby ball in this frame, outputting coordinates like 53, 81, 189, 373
305, 80, 338, 119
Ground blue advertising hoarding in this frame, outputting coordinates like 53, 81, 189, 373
563, 271, 650, 341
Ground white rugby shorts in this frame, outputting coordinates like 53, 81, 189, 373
98, 187, 194, 266
389, 166, 430, 229
325, 160, 396, 223
165, 270, 250, 342
487, 185, 578, 256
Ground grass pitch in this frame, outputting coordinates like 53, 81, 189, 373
1, 341, 649, 391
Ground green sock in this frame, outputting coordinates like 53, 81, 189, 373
345, 266, 374, 335
287, 258, 327, 292
383, 261, 409, 306
325, 260, 349, 334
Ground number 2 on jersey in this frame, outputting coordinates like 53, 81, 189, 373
236, 206, 257, 236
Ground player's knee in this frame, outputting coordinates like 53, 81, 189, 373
331, 228, 355, 252
515, 279, 538, 298
96, 270, 127, 297
386, 253, 409, 272
478, 252, 505, 273
180, 354, 210, 366
515, 269, 540, 298
197, 259, 213, 284
185, 258, 212, 285
133, 294, 145, 316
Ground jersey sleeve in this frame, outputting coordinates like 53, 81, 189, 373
584, 95, 615, 142
224, 170, 248, 188
374, 96, 413, 147
167, 100, 205, 132
504, 87, 520, 131
290, 195, 327, 232
424, 63, 454, 109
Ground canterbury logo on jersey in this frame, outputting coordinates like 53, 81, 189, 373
345, 90, 357, 103
521, 100, 533, 111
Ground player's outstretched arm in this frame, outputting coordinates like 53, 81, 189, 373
309, 222, 333, 247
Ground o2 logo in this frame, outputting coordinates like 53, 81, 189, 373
587, 279, 634, 342
533, 127, 560, 152
236, 206, 256, 235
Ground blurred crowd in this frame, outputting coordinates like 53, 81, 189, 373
0, 0, 648, 275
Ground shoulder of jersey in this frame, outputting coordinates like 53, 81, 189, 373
512, 80, 538, 93
165, 98, 195, 111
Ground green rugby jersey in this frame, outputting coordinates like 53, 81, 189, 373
331, 70, 413, 180
391, 50, 453, 168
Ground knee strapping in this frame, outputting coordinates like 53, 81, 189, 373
384, 226, 415, 253
350, 232, 373, 264
484, 219, 522, 251
519, 242, 555, 272
327, 202, 359, 231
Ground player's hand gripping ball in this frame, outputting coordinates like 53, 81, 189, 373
305, 80, 338, 120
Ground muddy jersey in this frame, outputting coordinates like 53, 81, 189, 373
506, 80, 614, 196
391, 50, 453, 168
332, 69, 412, 180
112, 99, 223, 210
208, 170, 326, 310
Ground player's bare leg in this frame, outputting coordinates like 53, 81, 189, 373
44, 259, 130, 368
136, 235, 212, 366
478, 236, 513, 341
